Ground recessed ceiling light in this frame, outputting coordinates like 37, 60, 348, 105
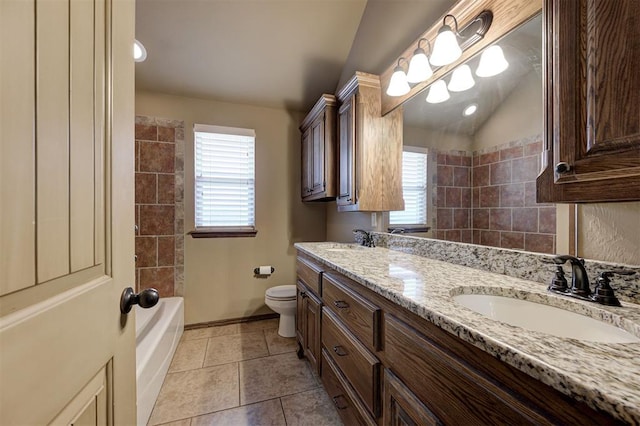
134, 39, 147, 62
463, 103, 477, 117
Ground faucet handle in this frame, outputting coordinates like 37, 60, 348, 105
549, 266, 568, 293
592, 269, 635, 307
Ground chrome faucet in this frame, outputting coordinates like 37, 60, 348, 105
552, 255, 591, 298
353, 229, 375, 247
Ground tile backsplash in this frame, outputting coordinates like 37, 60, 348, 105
135, 116, 185, 297
432, 135, 556, 254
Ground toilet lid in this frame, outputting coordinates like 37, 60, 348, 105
266, 285, 296, 300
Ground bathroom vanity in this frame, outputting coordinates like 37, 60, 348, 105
295, 240, 640, 425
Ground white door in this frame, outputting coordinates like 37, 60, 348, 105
0, 0, 136, 424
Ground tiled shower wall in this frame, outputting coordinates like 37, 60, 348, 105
434, 151, 473, 243
134, 116, 185, 297
433, 136, 556, 254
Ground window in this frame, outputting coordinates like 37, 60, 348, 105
194, 124, 255, 234
390, 148, 427, 226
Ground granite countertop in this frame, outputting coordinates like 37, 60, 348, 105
295, 242, 640, 424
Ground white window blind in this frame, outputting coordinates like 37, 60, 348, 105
194, 124, 255, 229
390, 149, 427, 225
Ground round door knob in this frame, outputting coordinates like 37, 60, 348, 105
555, 162, 571, 174
120, 287, 159, 314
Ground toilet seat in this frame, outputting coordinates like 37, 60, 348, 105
265, 285, 296, 301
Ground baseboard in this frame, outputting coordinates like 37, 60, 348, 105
185, 312, 279, 330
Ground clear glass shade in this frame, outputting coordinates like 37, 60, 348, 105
429, 27, 461, 66
447, 64, 475, 92
406, 48, 433, 83
386, 66, 410, 96
476, 45, 509, 77
426, 80, 450, 104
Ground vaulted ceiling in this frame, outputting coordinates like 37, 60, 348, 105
135, 0, 455, 112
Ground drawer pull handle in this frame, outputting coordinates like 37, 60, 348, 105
332, 395, 348, 410
333, 345, 348, 356
334, 300, 349, 309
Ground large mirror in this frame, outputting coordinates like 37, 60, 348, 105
397, 15, 554, 254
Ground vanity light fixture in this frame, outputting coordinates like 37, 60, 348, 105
426, 79, 450, 104
448, 64, 475, 92
386, 58, 411, 97
385, 10, 492, 97
406, 39, 433, 84
463, 103, 478, 116
476, 45, 509, 77
134, 39, 147, 62
430, 15, 462, 67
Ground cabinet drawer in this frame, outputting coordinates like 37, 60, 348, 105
321, 349, 376, 426
322, 308, 380, 418
323, 273, 381, 350
296, 256, 322, 295
384, 315, 549, 425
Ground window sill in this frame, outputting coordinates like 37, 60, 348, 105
189, 229, 258, 238
387, 226, 431, 234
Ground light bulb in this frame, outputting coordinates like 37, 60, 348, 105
430, 26, 461, 67
448, 64, 475, 92
386, 65, 410, 97
426, 80, 450, 104
406, 48, 433, 83
476, 45, 509, 77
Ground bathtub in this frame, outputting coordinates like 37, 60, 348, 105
136, 296, 184, 426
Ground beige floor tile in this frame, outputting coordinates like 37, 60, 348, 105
203, 332, 269, 367
239, 352, 319, 405
153, 419, 192, 426
281, 388, 344, 426
238, 318, 279, 333
182, 324, 240, 341
264, 328, 297, 355
168, 339, 207, 372
148, 364, 239, 425
190, 399, 286, 426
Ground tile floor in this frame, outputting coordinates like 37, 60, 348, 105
149, 318, 344, 425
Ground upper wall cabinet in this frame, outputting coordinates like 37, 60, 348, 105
336, 72, 404, 212
300, 94, 337, 201
537, 0, 640, 202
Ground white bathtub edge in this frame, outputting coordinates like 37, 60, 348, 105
136, 297, 184, 426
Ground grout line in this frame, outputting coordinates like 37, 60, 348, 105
237, 361, 241, 406
280, 397, 288, 426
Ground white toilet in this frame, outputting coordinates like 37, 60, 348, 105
265, 285, 297, 338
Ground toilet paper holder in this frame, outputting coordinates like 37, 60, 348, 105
254, 266, 275, 276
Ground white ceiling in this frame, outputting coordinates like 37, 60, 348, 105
135, 0, 455, 112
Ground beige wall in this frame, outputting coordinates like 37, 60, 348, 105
473, 70, 543, 151
136, 91, 326, 324
404, 126, 473, 151
578, 203, 640, 265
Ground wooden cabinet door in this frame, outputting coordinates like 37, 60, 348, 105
337, 95, 356, 207
301, 128, 313, 198
537, 0, 640, 202
303, 290, 322, 374
296, 281, 306, 344
383, 369, 441, 426
0, 0, 136, 424
310, 113, 326, 195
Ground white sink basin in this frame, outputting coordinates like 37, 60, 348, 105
453, 294, 640, 344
